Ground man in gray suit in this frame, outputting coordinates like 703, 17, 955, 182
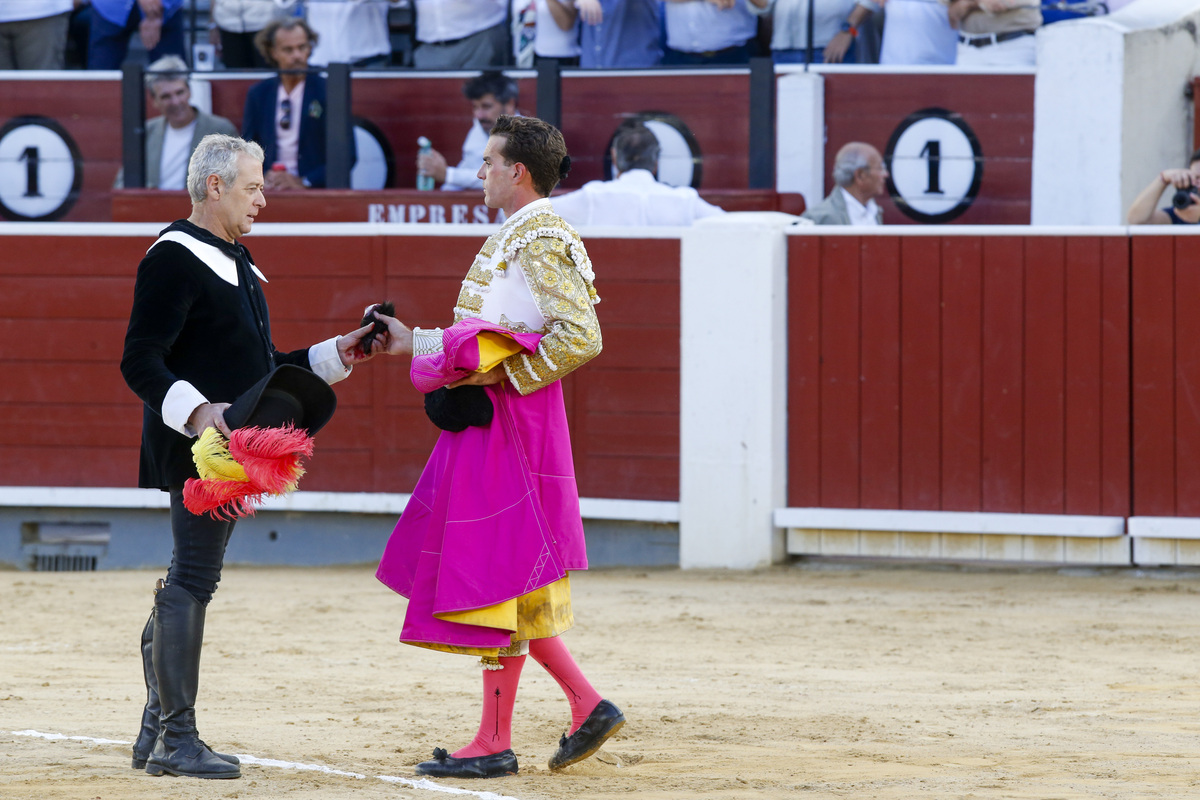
118, 55, 238, 190
801, 142, 889, 226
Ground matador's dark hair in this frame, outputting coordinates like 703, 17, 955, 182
490, 115, 569, 197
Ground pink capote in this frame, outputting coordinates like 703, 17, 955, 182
375, 318, 590, 650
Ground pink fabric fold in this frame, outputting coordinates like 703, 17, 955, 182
376, 375, 589, 651
410, 317, 544, 394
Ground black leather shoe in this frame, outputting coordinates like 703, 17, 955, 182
415, 748, 518, 778
548, 699, 625, 770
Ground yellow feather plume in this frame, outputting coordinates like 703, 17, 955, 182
191, 426, 250, 483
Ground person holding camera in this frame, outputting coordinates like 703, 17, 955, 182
1127, 152, 1200, 225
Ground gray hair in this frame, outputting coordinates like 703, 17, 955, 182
145, 54, 189, 96
613, 124, 660, 174
187, 134, 265, 203
832, 143, 874, 187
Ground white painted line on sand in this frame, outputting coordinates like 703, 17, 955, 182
10, 730, 525, 800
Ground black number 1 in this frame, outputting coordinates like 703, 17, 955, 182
20, 146, 40, 197
919, 140, 943, 195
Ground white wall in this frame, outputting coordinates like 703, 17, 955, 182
1033, 0, 1200, 225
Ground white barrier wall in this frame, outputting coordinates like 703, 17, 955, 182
1032, 0, 1200, 225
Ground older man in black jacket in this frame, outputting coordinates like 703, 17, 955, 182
120, 133, 375, 779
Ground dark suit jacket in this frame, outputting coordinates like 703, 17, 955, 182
120, 220, 313, 489
241, 73, 355, 188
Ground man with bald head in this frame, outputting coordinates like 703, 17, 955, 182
802, 142, 888, 225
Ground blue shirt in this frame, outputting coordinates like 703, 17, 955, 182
664, 0, 757, 53
91, 0, 184, 27
580, 0, 664, 68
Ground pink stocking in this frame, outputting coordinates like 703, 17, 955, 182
452, 654, 526, 758
528, 636, 604, 735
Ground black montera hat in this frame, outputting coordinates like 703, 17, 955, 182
224, 364, 337, 435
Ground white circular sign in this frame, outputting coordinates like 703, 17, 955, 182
0, 118, 82, 221
885, 109, 982, 223
351, 120, 391, 190
643, 118, 694, 188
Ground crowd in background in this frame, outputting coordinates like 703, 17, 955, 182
0, 0, 1133, 73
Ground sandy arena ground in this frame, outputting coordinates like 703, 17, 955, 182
4, 562, 1200, 799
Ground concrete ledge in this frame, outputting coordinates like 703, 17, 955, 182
785, 528, 1130, 565
0, 487, 679, 523
774, 508, 1127, 537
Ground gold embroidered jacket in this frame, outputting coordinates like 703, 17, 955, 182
453, 200, 602, 395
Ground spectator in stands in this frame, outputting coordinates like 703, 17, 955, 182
750, 0, 879, 64
577, 0, 664, 67
242, 17, 352, 189
663, 0, 763, 65
417, 71, 518, 192
88, 0, 186, 69
210, 0, 294, 69
307, 0, 394, 68
552, 123, 726, 226
412, 0, 509, 69
0, 1, 74, 69
115, 55, 238, 189
1127, 151, 1200, 225
533, 0, 582, 65
948, 0, 1042, 66
878, 0, 957, 64
801, 142, 888, 225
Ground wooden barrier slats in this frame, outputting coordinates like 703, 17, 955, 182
858, 236, 902, 509
980, 236, 1025, 511
788, 233, 1132, 516
818, 236, 862, 508
899, 236, 943, 509
1173, 241, 1200, 516
940, 237, 983, 511
1131, 236, 1176, 516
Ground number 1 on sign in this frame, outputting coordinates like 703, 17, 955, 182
20, 146, 40, 198
918, 140, 942, 195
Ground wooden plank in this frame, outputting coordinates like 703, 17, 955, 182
1023, 236, 1066, 513
940, 236, 983, 511
819, 236, 862, 508
787, 236, 822, 507
1100, 236, 1131, 517
1063, 237, 1104, 515
899, 236, 942, 509
858, 236, 901, 509
1174, 242, 1200, 516
1131, 236, 1177, 516
980, 236, 1025, 512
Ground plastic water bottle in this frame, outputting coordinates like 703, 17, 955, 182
417, 136, 435, 191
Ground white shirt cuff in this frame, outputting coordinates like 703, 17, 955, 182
310, 337, 352, 384
412, 326, 444, 356
163, 380, 209, 437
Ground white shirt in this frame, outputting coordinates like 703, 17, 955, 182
840, 187, 881, 226
158, 119, 197, 190
414, 0, 507, 43
551, 169, 727, 227
535, 0, 582, 58
750, 0, 879, 51
664, 0, 757, 53
308, 0, 392, 65
442, 120, 487, 191
0, 0, 72, 23
275, 80, 305, 176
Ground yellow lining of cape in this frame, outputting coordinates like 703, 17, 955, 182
475, 331, 526, 372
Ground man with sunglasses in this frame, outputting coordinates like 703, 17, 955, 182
242, 17, 353, 190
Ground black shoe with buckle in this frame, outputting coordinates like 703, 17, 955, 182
415, 748, 518, 778
548, 699, 626, 770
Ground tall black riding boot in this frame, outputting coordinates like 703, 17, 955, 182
144, 584, 241, 779
131, 610, 159, 769
132, 589, 240, 770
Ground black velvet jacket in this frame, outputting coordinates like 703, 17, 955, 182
120, 219, 312, 489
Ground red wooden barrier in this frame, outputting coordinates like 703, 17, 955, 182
0, 232, 679, 502
821, 73, 1034, 225
787, 233, 1131, 515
